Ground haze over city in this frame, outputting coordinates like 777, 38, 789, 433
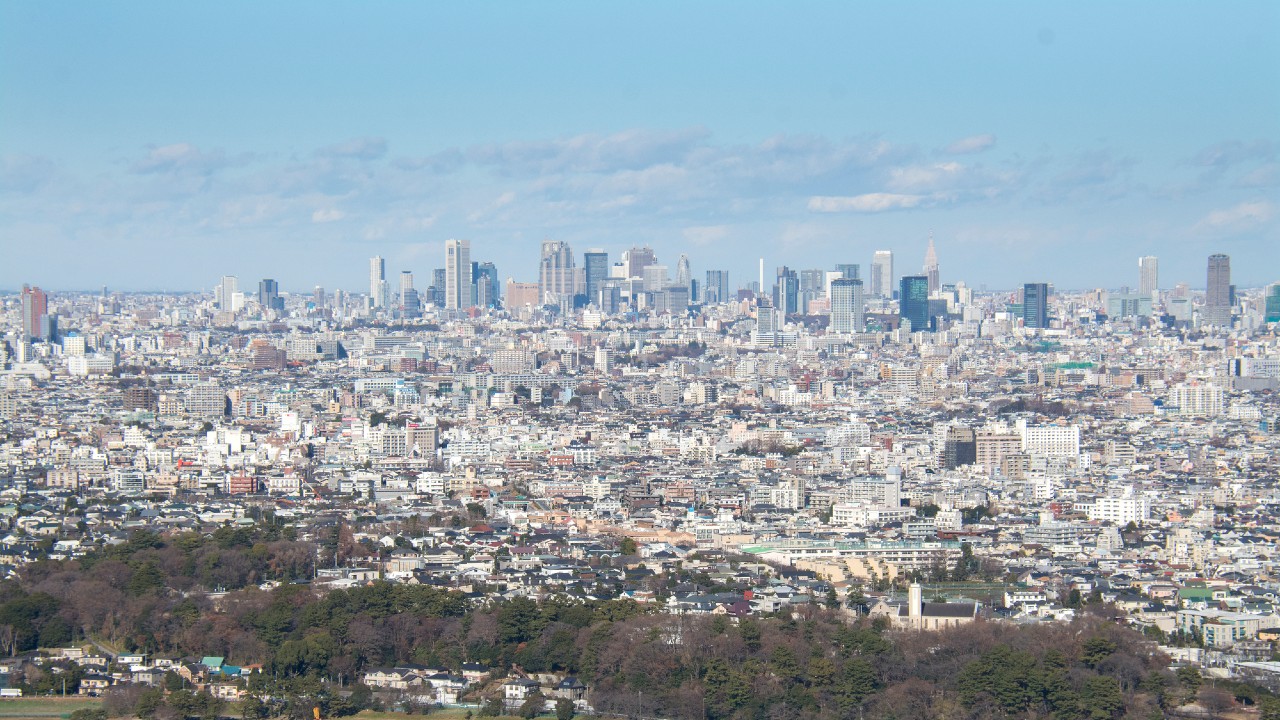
2, 2, 1277, 292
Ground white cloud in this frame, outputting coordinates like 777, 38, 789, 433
316, 137, 388, 161
130, 143, 243, 175
682, 225, 729, 246
807, 193, 924, 213
944, 134, 996, 154
1195, 201, 1275, 232
887, 162, 964, 193
312, 208, 345, 223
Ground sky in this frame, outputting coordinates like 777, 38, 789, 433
1, 2, 1277, 293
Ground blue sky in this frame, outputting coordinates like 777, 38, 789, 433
1, 2, 1277, 292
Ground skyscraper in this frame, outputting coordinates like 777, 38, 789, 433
923, 235, 940, 294
835, 263, 860, 280
1265, 283, 1280, 324
218, 275, 239, 312
773, 266, 799, 315
20, 285, 47, 340
444, 239, 471, 310
473, 261, 499, 308
583, 249, 609, 307
1023, 283, 1049, 329
539, 240, 578, 309
1204, 253, 1232, 327
830, 278, 864, 334
705, 270, 729, 305
899, 276, 930, 332
871, 251, 894, 298
675, 254, 692, 290
369, 256, 386, 309
399, 271, 414, 308
1138, 256, 1158, 298
258, 279, 282, 312
621, 246, 657, 279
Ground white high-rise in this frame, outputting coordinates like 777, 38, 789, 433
369, 256, 386, 309
829, 278, 864, 334
445, 239, 471, 310
871, 250, 894, 298
924, 235, 939, 294
217, 276, 239, 312
1139, 256, 1158, 299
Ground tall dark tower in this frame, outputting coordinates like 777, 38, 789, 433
1204, 253, 1232, 327
899, 276, 930, 332
583, 249, 609, 307
1023, 283, 1049, 329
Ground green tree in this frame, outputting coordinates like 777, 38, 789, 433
1080, 676, 1124, 719
738, 619, 762, 652
836, 658, 878, 709
1081, 636, 1117, 668
618, 537, 638, 555
824, 587, 840, 609
519, 691, 545, 719
555, 698, 575, 720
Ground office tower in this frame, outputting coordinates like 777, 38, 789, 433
597, 279, 623, 314
705, 270, 729, 305
506, 279, 541, 308
216, 275, 239, 312
20, 285, 48, 340
313, 286, 326, 309
473, 261, 499, 308
444, 239, 471, 310
899, 276, 930, 332
755, 297, 778, 335
398, 271, 414, 308
583, 249, 609, 306
675, 254, 692, 290
538, 240, 578, 308
835, 263, 860, 280
430, 268, 447, 307
258, 279, 282, 312
642, 264, 669, 292
830, 278, 864, 334
621, 246, 657, 279
924, 235, 940, 294
773, 266, 799, 315
1203, 253, 1232, 327
1264, 283, 1280, 323
871, 251, 894, 298
369, 256, 386, 309
799, 268, 825, 310
1023, 282, 1049, 329
1138, 256, 1158, 298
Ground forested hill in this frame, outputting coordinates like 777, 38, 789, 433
3, 526, 1278, 720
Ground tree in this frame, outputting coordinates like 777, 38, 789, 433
824, 587, 840, 609
555, 698, 575, 720
1080, 676, 1124, 719
618, 537, 638, 555
519, 691, 545, 719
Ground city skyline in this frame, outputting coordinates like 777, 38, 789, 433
2, 3, 1277, 291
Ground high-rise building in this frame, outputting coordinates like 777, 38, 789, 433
642, 264, 669, 292
539, 240, 578, 309
1138, 256, 1158, 299
20, 285, 48, 340
621, 246, 657, 279
675, 254, 692, 290
1203, 253, 1232, 327
705, 270, 730, 305
473, 261, 500, 308
774, 266, 799, 315
445, 239, 471, 310
1265, 283, 1280, 324
398, 271, 414, 308
583, 249, 609, 307
258, 279, 282, 312
923, 235, 940, 294
1023, 283, 1050, 329
835, 263, 860, 280
369, 256, 386, 309
871, 251, 894, 298
216, 276, 240, 313
830, 278, 864, 334
899, 276, 930, 332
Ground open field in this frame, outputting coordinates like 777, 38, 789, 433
0, 697, 102, 719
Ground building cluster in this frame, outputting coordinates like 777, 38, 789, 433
2, 242, 1280, 692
